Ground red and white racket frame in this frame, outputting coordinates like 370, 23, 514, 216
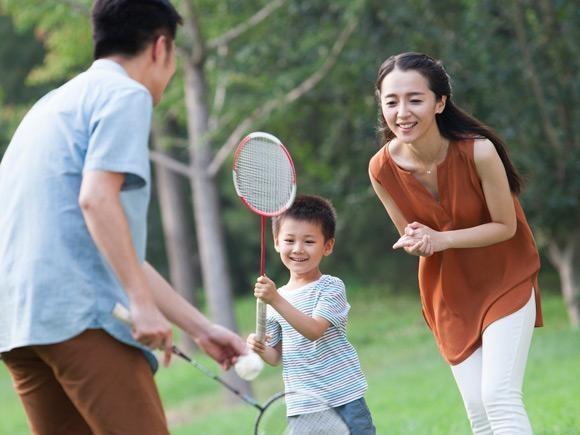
232, 132, 297, 341
232, 131, 297, 217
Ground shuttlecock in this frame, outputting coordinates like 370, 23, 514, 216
234, 352, 264, 381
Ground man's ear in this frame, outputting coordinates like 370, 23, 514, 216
151, 35, 168, 63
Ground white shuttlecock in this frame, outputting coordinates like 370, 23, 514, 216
234, 352, 264, 381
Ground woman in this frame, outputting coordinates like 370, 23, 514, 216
369, 52, 542, 434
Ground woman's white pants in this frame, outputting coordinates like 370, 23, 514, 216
450, 290, 536, 434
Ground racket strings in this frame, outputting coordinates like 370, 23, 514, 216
256, 392, 350, 435
235, 138, 295, 215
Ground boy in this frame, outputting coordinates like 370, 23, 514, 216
247, 194, 375, 434
0, 1, 245, 434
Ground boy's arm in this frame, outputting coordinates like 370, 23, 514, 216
255, 276, 330, 341
261, 343, 282, 366
271, 297, 330, 341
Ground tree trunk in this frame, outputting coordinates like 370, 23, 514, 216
151, 127, 199, 352
182, 57, 250, 395
547, 233, 580, 328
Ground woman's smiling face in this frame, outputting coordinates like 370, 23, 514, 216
379, 68, 446, 145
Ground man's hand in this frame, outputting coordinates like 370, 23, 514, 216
130, 301, 173, 366
195, 324, 247, 370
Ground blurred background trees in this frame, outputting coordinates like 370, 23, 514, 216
1, 0, 578, 335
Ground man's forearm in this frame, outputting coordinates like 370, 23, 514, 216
142, 262, 212, 338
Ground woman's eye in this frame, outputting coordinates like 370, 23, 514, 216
410, 99, 423, 103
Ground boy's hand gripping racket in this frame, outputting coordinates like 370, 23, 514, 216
232, 132, 297, 341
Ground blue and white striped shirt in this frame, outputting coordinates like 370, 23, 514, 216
266, 275, 367, 416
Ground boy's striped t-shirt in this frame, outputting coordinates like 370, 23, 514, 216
266, 275, 368, 416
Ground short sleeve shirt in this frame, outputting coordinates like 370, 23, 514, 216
266, 275, 368, 416
0, 60, 156, 370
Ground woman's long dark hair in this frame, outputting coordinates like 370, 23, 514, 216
375, 52, 522, 194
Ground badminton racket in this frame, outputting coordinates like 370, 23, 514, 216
112, 303, 349, 434
232, 131, 297, 341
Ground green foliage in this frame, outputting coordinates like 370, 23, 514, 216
0, 16, 45, 103
0, 0, 578, 291
0, 13, 51, 152
440, 0, 580, 243
0, 0, 91, 82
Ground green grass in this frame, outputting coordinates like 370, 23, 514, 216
1, 290, 579, 434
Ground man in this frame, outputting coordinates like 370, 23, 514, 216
0, 1, 245, 434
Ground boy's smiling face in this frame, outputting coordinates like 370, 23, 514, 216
274, 217, 334, 281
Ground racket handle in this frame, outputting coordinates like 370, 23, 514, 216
112, 303, 132, 325
256, 299, 267, 341
112, 302, 185, 364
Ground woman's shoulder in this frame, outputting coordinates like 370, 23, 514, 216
472, 137, 497, 161
368, 142, 392, 178
369, 142, 388, 161
453, 138, 502, 181
452, 137, 491, 161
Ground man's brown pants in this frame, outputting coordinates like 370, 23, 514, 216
2, 329, 169, 435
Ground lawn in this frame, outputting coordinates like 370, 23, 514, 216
1, 289, 578, 434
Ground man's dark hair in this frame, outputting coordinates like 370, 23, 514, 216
272, 195, 337, 242
92, 0, 183, 59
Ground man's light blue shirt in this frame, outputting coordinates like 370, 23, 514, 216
0, 59, 156, 370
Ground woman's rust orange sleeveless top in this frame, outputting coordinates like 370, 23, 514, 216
369, 139, 543, 364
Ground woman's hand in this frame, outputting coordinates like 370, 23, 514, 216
393, 233, 433, 256
393, 222, 449, 256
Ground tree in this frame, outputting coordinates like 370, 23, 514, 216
0, 13, 49, 151
164, 0, 363, 393
430, 0, 580, 327
0, 0, 366, 395
504, 0, 580, 327
3, 0, 576, 339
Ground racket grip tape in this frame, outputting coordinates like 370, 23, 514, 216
256, 299, 267, 341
